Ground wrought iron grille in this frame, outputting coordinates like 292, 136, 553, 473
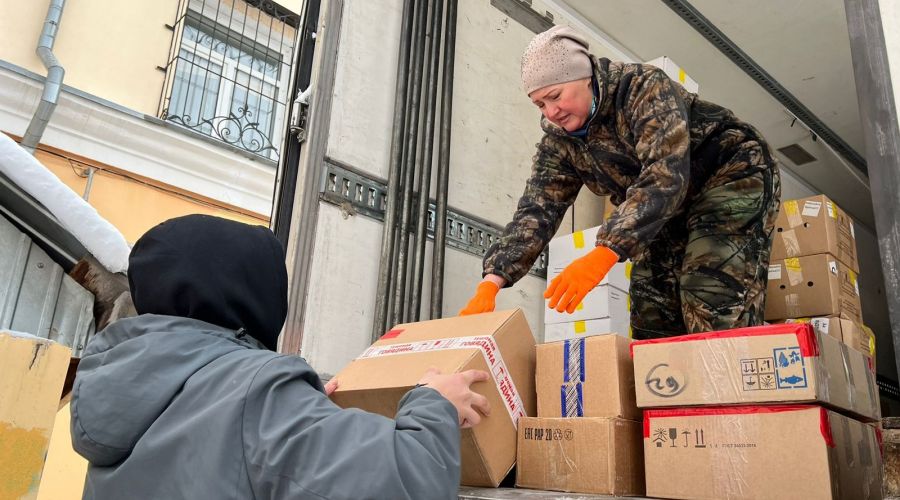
160, 0, 300, 161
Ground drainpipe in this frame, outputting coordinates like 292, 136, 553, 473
22, 0, 66, 154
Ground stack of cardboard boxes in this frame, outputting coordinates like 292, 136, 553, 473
543, 225, 632, 342
766, 195, 875, 363
516, 334, 645, 496
632, 322, 882, 498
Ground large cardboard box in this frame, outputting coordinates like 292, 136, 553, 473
631, 324, 879, 422
646, 55, 700, 94
542, 314, 630, 343
771, 195, 859, 272
544, 284, 629, 325
330, 309, 536, 487
643, 405, 882, 499
765, 254, 862, 322
536, 334, 639, 420
547, 225, 631, 291
516, 416, 644, 496
783, 316, 875, 358
1, 331, 71, 500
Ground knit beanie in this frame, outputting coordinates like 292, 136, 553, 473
521, 25, 593, 95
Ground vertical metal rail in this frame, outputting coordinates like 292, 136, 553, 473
392, 0, 430, 326
372, 0, 416, 340
430, 0, 458, 319
410, 0, 444, 322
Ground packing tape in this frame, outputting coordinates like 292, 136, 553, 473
784, 200, 803, 228
358, 335, 527, 424
780, 229, 801, 257
785, 258, 803, 286
573, 320, 586, 334
572, 230, 585, 249
785, 293, 802, 318
561, 338, 586, 417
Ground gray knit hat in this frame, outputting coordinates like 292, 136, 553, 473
521, 25, 592, 95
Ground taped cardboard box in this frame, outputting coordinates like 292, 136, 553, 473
544, 284, 629, 325
646, 55, 700, 94
1, 331, 71, 500
643, 405, 882, 500
547, 225, 631, 291
516, 416, 644, 496
631, 323, 879, 422
536, 334, 639, 420
765, 253, 862, 322
772, 195, 859, 272
542, 312, 631, 343
782, 316, 875, 358
330, 309, 536, 487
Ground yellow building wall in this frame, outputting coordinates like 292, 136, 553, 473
36, 148, 268, 243
0, 0, 304, 117
0, 0, 177, 116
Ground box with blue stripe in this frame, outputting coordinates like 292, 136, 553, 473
536, 334, 639, 420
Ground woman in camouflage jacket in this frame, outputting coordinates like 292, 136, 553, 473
459, 25, 780, 339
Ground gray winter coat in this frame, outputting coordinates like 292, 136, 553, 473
70, 314, 461, 499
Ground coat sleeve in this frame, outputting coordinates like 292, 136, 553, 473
596, 66, 691, 260
241, 356, 461, 500
483, 135, 582, 285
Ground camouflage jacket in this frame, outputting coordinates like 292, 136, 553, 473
483, 57, 770, 285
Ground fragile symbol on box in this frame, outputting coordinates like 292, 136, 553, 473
741, 357, 777, 391
653, 427, 709, 448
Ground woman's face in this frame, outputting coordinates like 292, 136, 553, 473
529, 78, 593, 132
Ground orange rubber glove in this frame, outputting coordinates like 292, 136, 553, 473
544, 245, 619, 313
459, 281, 500, 316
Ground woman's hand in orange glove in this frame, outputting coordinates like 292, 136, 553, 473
459, 276, 505, 316
544, 246, 619, 313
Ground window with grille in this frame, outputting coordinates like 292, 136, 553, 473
160, 0, 300, 161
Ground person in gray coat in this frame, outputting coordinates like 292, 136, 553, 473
70, 214, 490, 500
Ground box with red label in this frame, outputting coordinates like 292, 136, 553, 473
643, 406, 881, 499
330, 309, 536, 487
765, 254, 862, 322
631, 324, 879, 422
771, 195, 859, 272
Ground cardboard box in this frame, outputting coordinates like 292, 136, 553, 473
643, 405, 882, 499
646, 56, 700, 93
782, 316, 875, 357
542, 315, 631, 343
765, 254, 862, 322
330, 309, 536, 487
631, 323, 879, 422
1, 331, 71, 500
547, 225, 631, 291
544, 284, 629, 325
516, 417, 644, 496
771, 195, 859, 272
536, 334, 639, 420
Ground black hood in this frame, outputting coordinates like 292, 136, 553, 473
127, 214, 287, 350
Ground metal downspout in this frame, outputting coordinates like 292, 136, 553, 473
430, 0, 457, 319
410, 0, 444, 322
22, 0, 66, 154
373, 0, 416, 340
